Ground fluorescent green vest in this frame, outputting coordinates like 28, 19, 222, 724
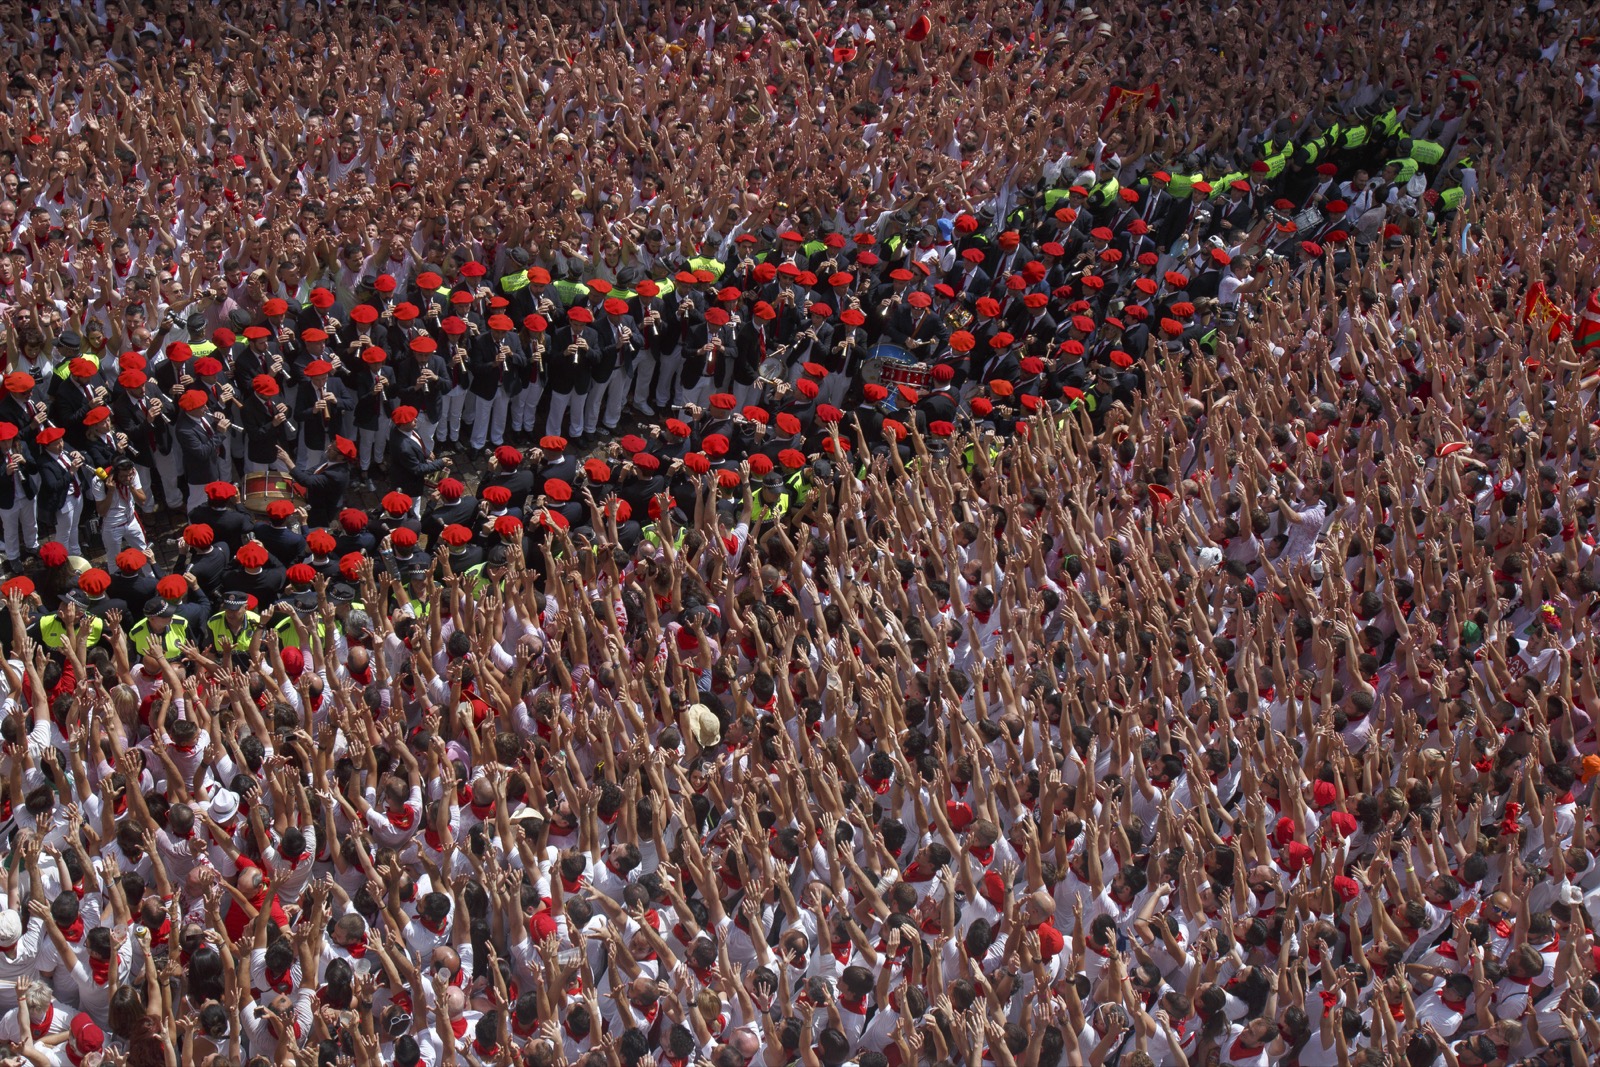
39, 614, 102, 649
130, 616, 188, 661
207, 610, 261, 651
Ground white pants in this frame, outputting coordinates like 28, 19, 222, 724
585, 368, 629, 434
102, 515, 149, 560
152, 444, 184, 508
469, 392, 510, 450
0, 501, 36, 563
674, 375, 711, 410
413, 415, 438, 454
53, 494, 83, 556
546, 390, 585, 438
358, 423, 391, 473
512, 382, 545, 433
134, 465, 158, 513
439, 386, 469, 442
652, 350, 689, 409
818, 372, 850, 409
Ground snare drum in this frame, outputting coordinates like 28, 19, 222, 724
243, 471, 295, 516
880, 360, 934, 391
1292, 206, 1323, 234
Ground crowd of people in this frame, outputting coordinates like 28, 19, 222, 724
0, 1, 1596, 1067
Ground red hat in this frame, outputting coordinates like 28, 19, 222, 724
997, 230, 1021, 249
494, 445, 524, 468
704, 308, 730, 327
391, 406, 418, 425
840, 308, 866, 327
975, 297, 1002, 319
1325, 199, 1348, 214
333, 435, 358, 459
305, 359, 333, 377
1036, 924, 1065, 959
381, 492, 413, 515
602, 298, 628, 316
543, 478, 573, 502
1300, 241, 1326, 257
822, 233, 846, 249
526, 267, 553, 285
931, 363, 956, 382
481, 485, 512, 506
155, 575, 189, 601
821, 435, 850, 454
0, 576, 33, 598
309, 287, 335, 309
752, 262, 778, 283
285, 562, 317, 586
69, 357, 96, 379
748, 453, 774, 476
889, 268, 915, 282
905, 13, 931, 40
1005, 274, 1027, 291
1317, 162, 1338, 176
252, 375, 280, 397
665, 418, 692, 438
1159, 317, 1184, 337
78, 568, 111, 595
907, 291, 933, 309
631, 452, 660, 471
1325, 229, 1350, 243
1209, 248, 1232, 266
242, 326, 270, 340
523, 314, 548, 333
488, 313, 515, 330
392, 302, 420, 321
39, 542, 68, 567
716, 469, 741, 489
949, 330, 976, 353
1099, 249, 1123, 264
709, 392, 738, 411
953, 214, 978, 234
895, 385, 919, 407
568, 306, 594, 324
1229, 179, 1251, 193
1134, 278, 1158, 296
990, 332, 1015, 349
778, 230, 804, 242
883, 418, 907, 441
436, 477, 465, 500
236, 542, 270, 568
1119, 187, 1140, 203
1081, 274, 1105, 290
374, 275, 398, 293
300, 328, 329, 344
702, 433, 730, 457
863, 383, 889, 403
338, 552, 365, 580
38, 425, 70, 445
182, 525, 215, 549
2, 372, 33, 394
262, 298, 289, 316
778, 448, 808, 470
827, 272, 853, 288
971, 397, 993, 416
194, 357, 223, 377
166, 342, 194, 364
742, 405, 770, 424
83, 406, 111, 427
856, 252, 880, 267
459, 262, 488, 279
1328, 811, 1359, 837
1059, 340, 1085, 357
619, 435, 647, 453
795, 378, 820, 399
1332, 876, 1360, 902
339, 508, 368, 531
1089, 226, 1114, 242
929, 420, 955, 438
1054, 207, 1078, 223
539, 435, 568, 452
305, 529, 335, 555
391, 527, 418, 548
753, 301, 777, 321
636, 280, 660, 298
775, 413, 802, 435
408, 336, 438, 354
817, 404, 844, 423
441, 524, 474, 547
1193, 181, 1212, 194
495, 515, 524, 539
266, 499, 296, 521
583, 457, 612, 482
0, 423, 14, 442
989, 379, 1014, 397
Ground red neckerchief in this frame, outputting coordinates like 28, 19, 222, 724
89, 954, 112, 985
345, 935, 369, 959
266, 965, 294, 993
561, 874, 585, 894
386, 805, 416, 830
830, 941, 853, 964
419, 913, 449, 935
1227, 1034, 1262, 1060
451, 1016, 469, 1039
968, 843, 994, 865
424, 828, 446, 853
145, 916, 171, 950
31, 1004, 52, 1039
472, 1037, 497, 1058
838, 993, 869, 1015
61, 917, 84, 943
862, 772, 891, 795
511, 1014, 539, 1039
1439, 989, 1467, 1012
971, 609, 992, 624
469, 800, 495, 820
902, 862, 933, 883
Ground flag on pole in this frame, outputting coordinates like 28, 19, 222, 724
1576, 291, 1600, 355
1522, 281, 1568, 343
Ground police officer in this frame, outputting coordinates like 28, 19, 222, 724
207, 590, 261, 659
130, 596, 189, 662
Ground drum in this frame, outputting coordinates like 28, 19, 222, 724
243, 471, 295, 516
861, 343, 908, 386
880, 361, 934, 391
1292, 206, 1323, 234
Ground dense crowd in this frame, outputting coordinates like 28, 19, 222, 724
0, 2, 1596, 1067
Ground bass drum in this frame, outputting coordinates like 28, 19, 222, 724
1291, 206, 1323, 234
243, 470, 295, 516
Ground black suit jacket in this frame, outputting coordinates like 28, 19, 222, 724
293, 460, 354, 528
391, 429, 446, 497
37, 452, 81, 516
175, 412, 226, 485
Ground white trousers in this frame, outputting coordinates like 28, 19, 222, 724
0, 501, 37, 563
